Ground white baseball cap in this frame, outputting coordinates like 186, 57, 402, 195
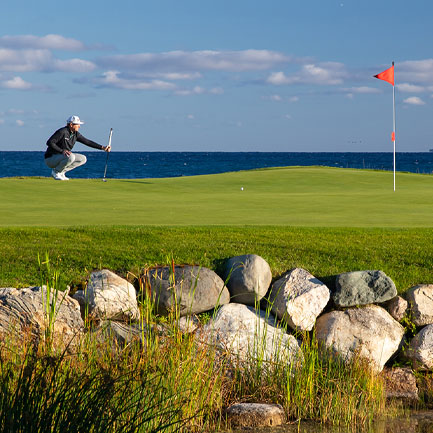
67, 115, 84, 125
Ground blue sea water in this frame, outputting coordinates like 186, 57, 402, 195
1, 151, 433, 179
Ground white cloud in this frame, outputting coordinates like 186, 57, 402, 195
53, 58, 96, 73
284, 114, 292, 120
0, 34, 86, 51
98, 49, 290, 73
175, 85, 224, 96
209, 87, 224, 94
16, 119, 24, 126
397, 83, 425, 93
263, 94, 283, 101
267, 62, 347, 86
92, 70, 223, 95
2, 76, 32, 89
403, 96, 426, 106
187, 114, 195, 120
8, 108, 24, 114
398, 59, 433, 84
342, 86, 381, 94
175, 86, 205, 96
120, 72, 202, 81
156, 72, 202, 80
302, 63, 347, 85
264, 94, 299, 102
0, 119, 4, 125
0, 48, 50, 72
99, 70, 176, 90
0, 48, 95, 72
267, 71, 293, 85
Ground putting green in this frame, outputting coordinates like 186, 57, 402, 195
2, 167, 433, 227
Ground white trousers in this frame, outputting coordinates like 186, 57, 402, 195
45, 153, 87, 174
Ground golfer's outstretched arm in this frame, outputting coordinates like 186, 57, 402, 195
76, 132, 110, 151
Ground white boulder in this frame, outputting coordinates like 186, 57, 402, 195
204, 303, 302, 367
268, 268, 330, 331
73, 269, 140, 322
406, 285, 433, 327
315, 305, 405, 372
0, 286, 84, 350
406, 324, 433, 370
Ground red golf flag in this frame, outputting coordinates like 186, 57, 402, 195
374, 63, 394, 86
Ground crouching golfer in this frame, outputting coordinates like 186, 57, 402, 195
45, 115, 111, 180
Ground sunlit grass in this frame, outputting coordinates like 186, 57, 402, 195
1, 226, 432, 295
2, 167, 433, 226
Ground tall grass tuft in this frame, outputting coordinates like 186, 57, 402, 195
0, 321, 226, 432
0, 342, 195, 433
288, 332, 385, 425
37, 253, 69, 354
226, 328, 385, 427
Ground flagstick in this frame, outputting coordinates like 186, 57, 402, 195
374, 61, 396, 192
392, 61, 396, 192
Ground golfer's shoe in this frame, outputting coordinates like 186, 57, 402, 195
51, 169, 64, 181
60, 172, 69, 180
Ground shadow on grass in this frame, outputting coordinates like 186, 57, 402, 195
116, 180, 153, 184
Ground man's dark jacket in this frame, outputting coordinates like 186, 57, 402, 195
45, 126, 103, 158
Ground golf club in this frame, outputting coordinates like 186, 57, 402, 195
102, 128, 113, 182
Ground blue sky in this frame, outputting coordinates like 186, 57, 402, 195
1, 0, 432, 152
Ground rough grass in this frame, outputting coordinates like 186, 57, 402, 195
0, 293, 385, 432
1, 226, 432, 295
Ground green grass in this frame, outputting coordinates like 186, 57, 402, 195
1, 226, 432, 295
2, 167, 433, 227
2, 167, 433, 293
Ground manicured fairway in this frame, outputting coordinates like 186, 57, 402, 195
2, 167, 433, 227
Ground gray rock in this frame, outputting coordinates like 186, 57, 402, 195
73, 269, 140, 322
146, 265, 229, 316
93, 320, 163, 346
176, 315, 200, 333
406, 285, 433, 327
95, 321, 144, 345
333, 270, 397, 307
382, 367, 419, 404
406, 324, 433, 370
225, 403, 285, 428
384, 296, 408, 322
203, 303, 302, 367
0, 286, 84, 351
315, 305, 405, 372
224, 254, 272, 305
269, 268, 330, 331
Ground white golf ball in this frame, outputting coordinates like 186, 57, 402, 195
241, 187, 244, 191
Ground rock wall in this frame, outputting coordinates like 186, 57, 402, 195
2, 254, 432, 379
